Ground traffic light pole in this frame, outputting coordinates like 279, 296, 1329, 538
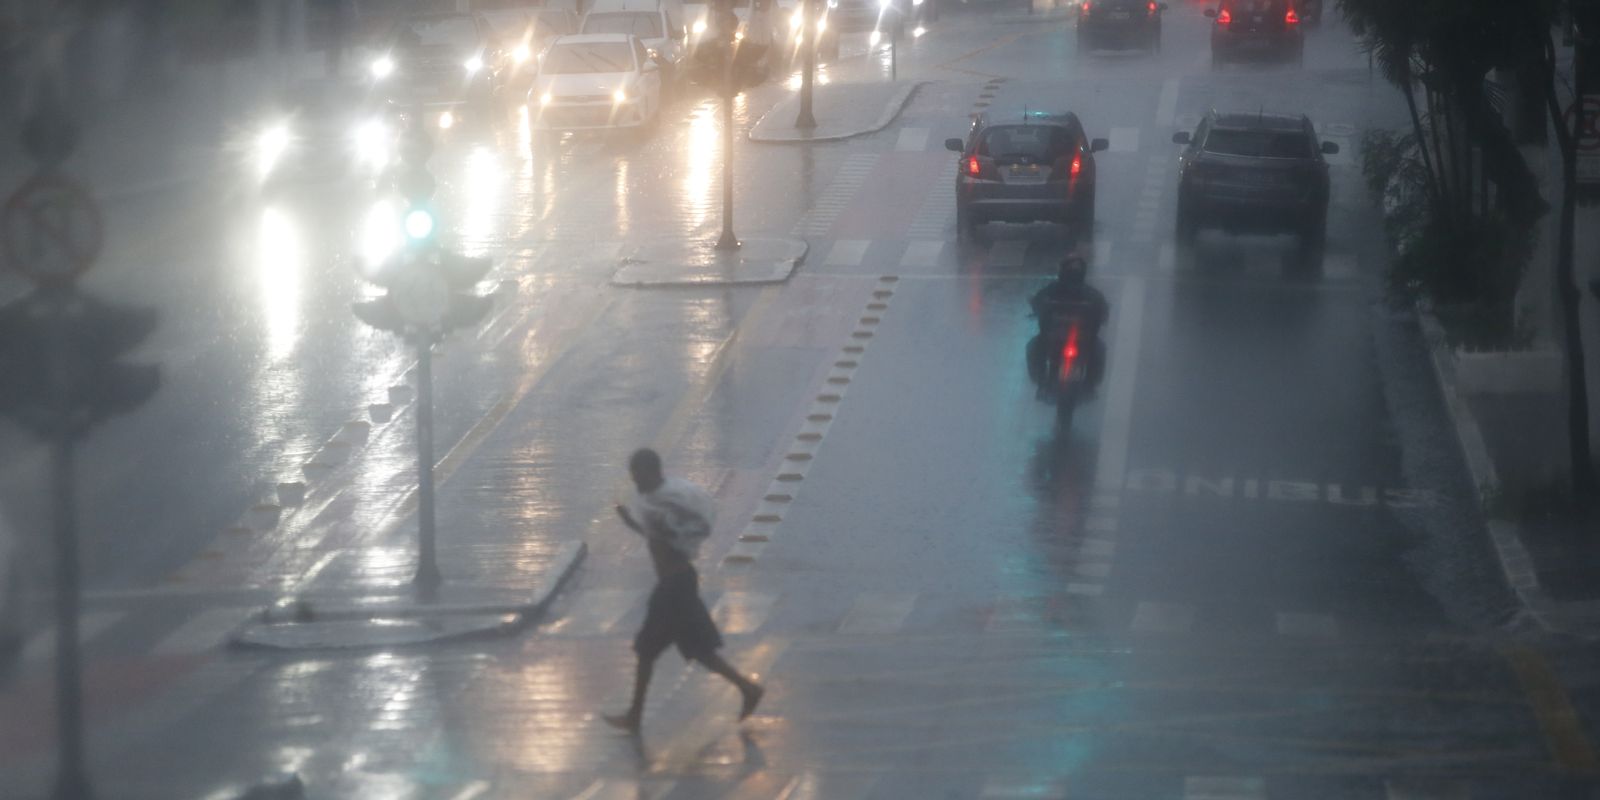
50, 436, 93, 800
413, 341, 442, 595
717, 56, 740, 251
796, 0, 817, 129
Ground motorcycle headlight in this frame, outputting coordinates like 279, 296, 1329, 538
693, 18, 708, 34
352, 119, 390, 169
370, 55, 395, 79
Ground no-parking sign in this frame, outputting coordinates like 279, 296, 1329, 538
0, 173, 104, 284
1565, 95, 1600, 185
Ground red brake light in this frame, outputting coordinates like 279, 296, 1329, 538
1285, 7, 1299, 23
967, 156, 982, 176
1216, 7, 1231, 24
1059, 325, 1080, 380
1080, 0, 1090, 12
1147, 0, 1156, 13
1070, 150, 1083, 179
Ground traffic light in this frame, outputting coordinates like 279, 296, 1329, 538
0, 289, 160, 439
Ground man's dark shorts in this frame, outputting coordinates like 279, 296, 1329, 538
635, 569, 723, 661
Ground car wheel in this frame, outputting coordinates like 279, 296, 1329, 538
1176, 196, 1199, 244
957, 202, 975, 238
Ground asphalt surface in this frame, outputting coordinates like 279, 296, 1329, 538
3, 7, 1600, 799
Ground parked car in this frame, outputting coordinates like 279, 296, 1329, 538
1076, 0, 1166, 52
1205, 0, 1303, 66
531, 34, 665, 133
480, 7, 581, 90
944, 109, 1108, 238
1173, 109, 1338, 247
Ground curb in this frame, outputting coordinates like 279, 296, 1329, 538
1416, 304, 1576, 637
228, 540, 587, 650
749, 81, 926, 144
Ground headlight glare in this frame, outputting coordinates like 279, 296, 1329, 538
613, 88, 629, 103
464, 55, 484, 74
257, 124, 290, 178
513, 44, 532, 63
370, 55, 395, 79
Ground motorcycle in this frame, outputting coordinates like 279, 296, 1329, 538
1029, 316, 1094, 429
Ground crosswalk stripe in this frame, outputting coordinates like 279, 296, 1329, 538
900, 240, 944, 268
824, 239, 870, 267
1131, 601, 1194, 635
895, 127, 930, 151
988, 239, 1029, 268
837, 592, 918, 634
23, 610, 123, 662
151, 607, 255, 655
1159, 242, 1177, 273
1093, 239, 1113, 269
711, 592, 778, 635
1185, 776, 1267, 800
552, 589, 637, 636
1156, 77, 1180, 127
981, 777, 1067, 799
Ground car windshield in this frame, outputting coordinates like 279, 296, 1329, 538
976, 125, 1076, 164
1203, 128, 1312, 158
581, 12, 664, 39
543, 41, 635, 73
397, 17, 479, 50
480, 10, 528, 38
534, 10, 577, 33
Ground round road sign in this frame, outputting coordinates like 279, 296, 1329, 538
1, 173, 104, 284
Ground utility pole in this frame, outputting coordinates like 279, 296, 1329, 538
716, 4, 740, 250
795, 0, 817, 129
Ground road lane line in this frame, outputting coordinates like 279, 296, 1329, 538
895, 127, 930, 151
448, 780, 491, 800
151, 607, 256, 655
1156, 77, 1180, 128
981, 777, 1066, 798
1502, 646, 1600, 771
900, 240, 944, 268
837, 592, 918, 634
1093, 277, 1146, 491
825, 239, 870, 266
711, 591, 779, 635
1131, 601, 1194, 635
1093, 239, 1113, 269
1109, 126, 1141, 153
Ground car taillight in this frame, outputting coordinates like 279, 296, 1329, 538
1080, 0, 1090, 12
967, 155, 981, 176
1216, 7, 1231, 25
1070, 150, 1083, 179
1285, 7, 1299, 24
1146, 0, 1157, 14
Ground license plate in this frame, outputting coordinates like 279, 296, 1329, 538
1108, 10, 1131, 18
1237, 171, 1279, 185
1007, 165, 1045, 184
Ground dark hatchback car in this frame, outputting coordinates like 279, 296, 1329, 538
1205, 0, 1304, 65
1173, 110, 1339, 245
945, 111, 1109, 237
1077, 0, 1167, 52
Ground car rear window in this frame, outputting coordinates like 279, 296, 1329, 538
976, 125, 1076, 163
543, 41, 635, 73
1202, 129, 1311, 159
582, 11, 664, 39
1221, 0, 1288, 12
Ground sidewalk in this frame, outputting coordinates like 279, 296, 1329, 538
749, 80, 924, 143
1418, 309, 1600, 639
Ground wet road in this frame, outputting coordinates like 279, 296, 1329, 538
3, 7, 1600, 799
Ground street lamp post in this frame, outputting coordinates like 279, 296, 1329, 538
717, 29, 740, 251
795, 0, 817, 129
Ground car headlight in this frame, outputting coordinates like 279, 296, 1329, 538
257, 124, 290, 179
790, 10, 803, 28
513, 44, 532, 63
613, 87, 629, 104
693, 17, 708, 34
869, 29, 882, 45
540, 91, 553, 106
464, 55, 484, 74
879, 0, 893, 9
352, 119, 390, 169
370, 55, 395, 79
818, 16, 827, 32
439, 110, 455, 129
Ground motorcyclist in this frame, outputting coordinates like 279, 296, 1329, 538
1027, 256, 1109, 392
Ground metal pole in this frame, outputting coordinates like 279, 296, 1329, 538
796, 0, 817, 129
890, 15, 898, 80
50, 437, 93, 800
413, 341, 442, 594
716, 59, 740, 250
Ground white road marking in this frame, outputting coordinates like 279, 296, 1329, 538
1109, 126, 1141, 153
1159, 242, 1177, 273
1085, 515, 1118, 533
1156, 77, 1180, 127
1185, 776, 1267, 800
1081, 539, 1117, 557
1131, 601, 1194, 635
569, 778, 676, 800
1093, 239, 1113, 269
824, 239, 870, 266
981, 777, 1067, 798
151, 607, 255, 655
551, 589, 637, 635
900, 240, 945, 268
449, 780, 492, 800
1075, 562, 1112, 579
1066, 582, 1105, 597
1276, 611, 1339, 640
710, 592, 778, 635
23, 610, 123, 662
988, 239, 1029, 268
837, 592, 918, 634
895, 127, 930, 151
1093, 277, 1146, 491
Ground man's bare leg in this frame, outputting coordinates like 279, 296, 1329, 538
604, 654, 655, 733
695, 652, 765, 720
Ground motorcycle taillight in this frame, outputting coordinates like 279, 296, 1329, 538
1059, 325, 1080, 381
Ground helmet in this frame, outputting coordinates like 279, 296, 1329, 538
1057, 256, 1088, 284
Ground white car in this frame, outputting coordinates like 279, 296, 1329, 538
532, 34, 664, 132
579, 0, 688, 84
